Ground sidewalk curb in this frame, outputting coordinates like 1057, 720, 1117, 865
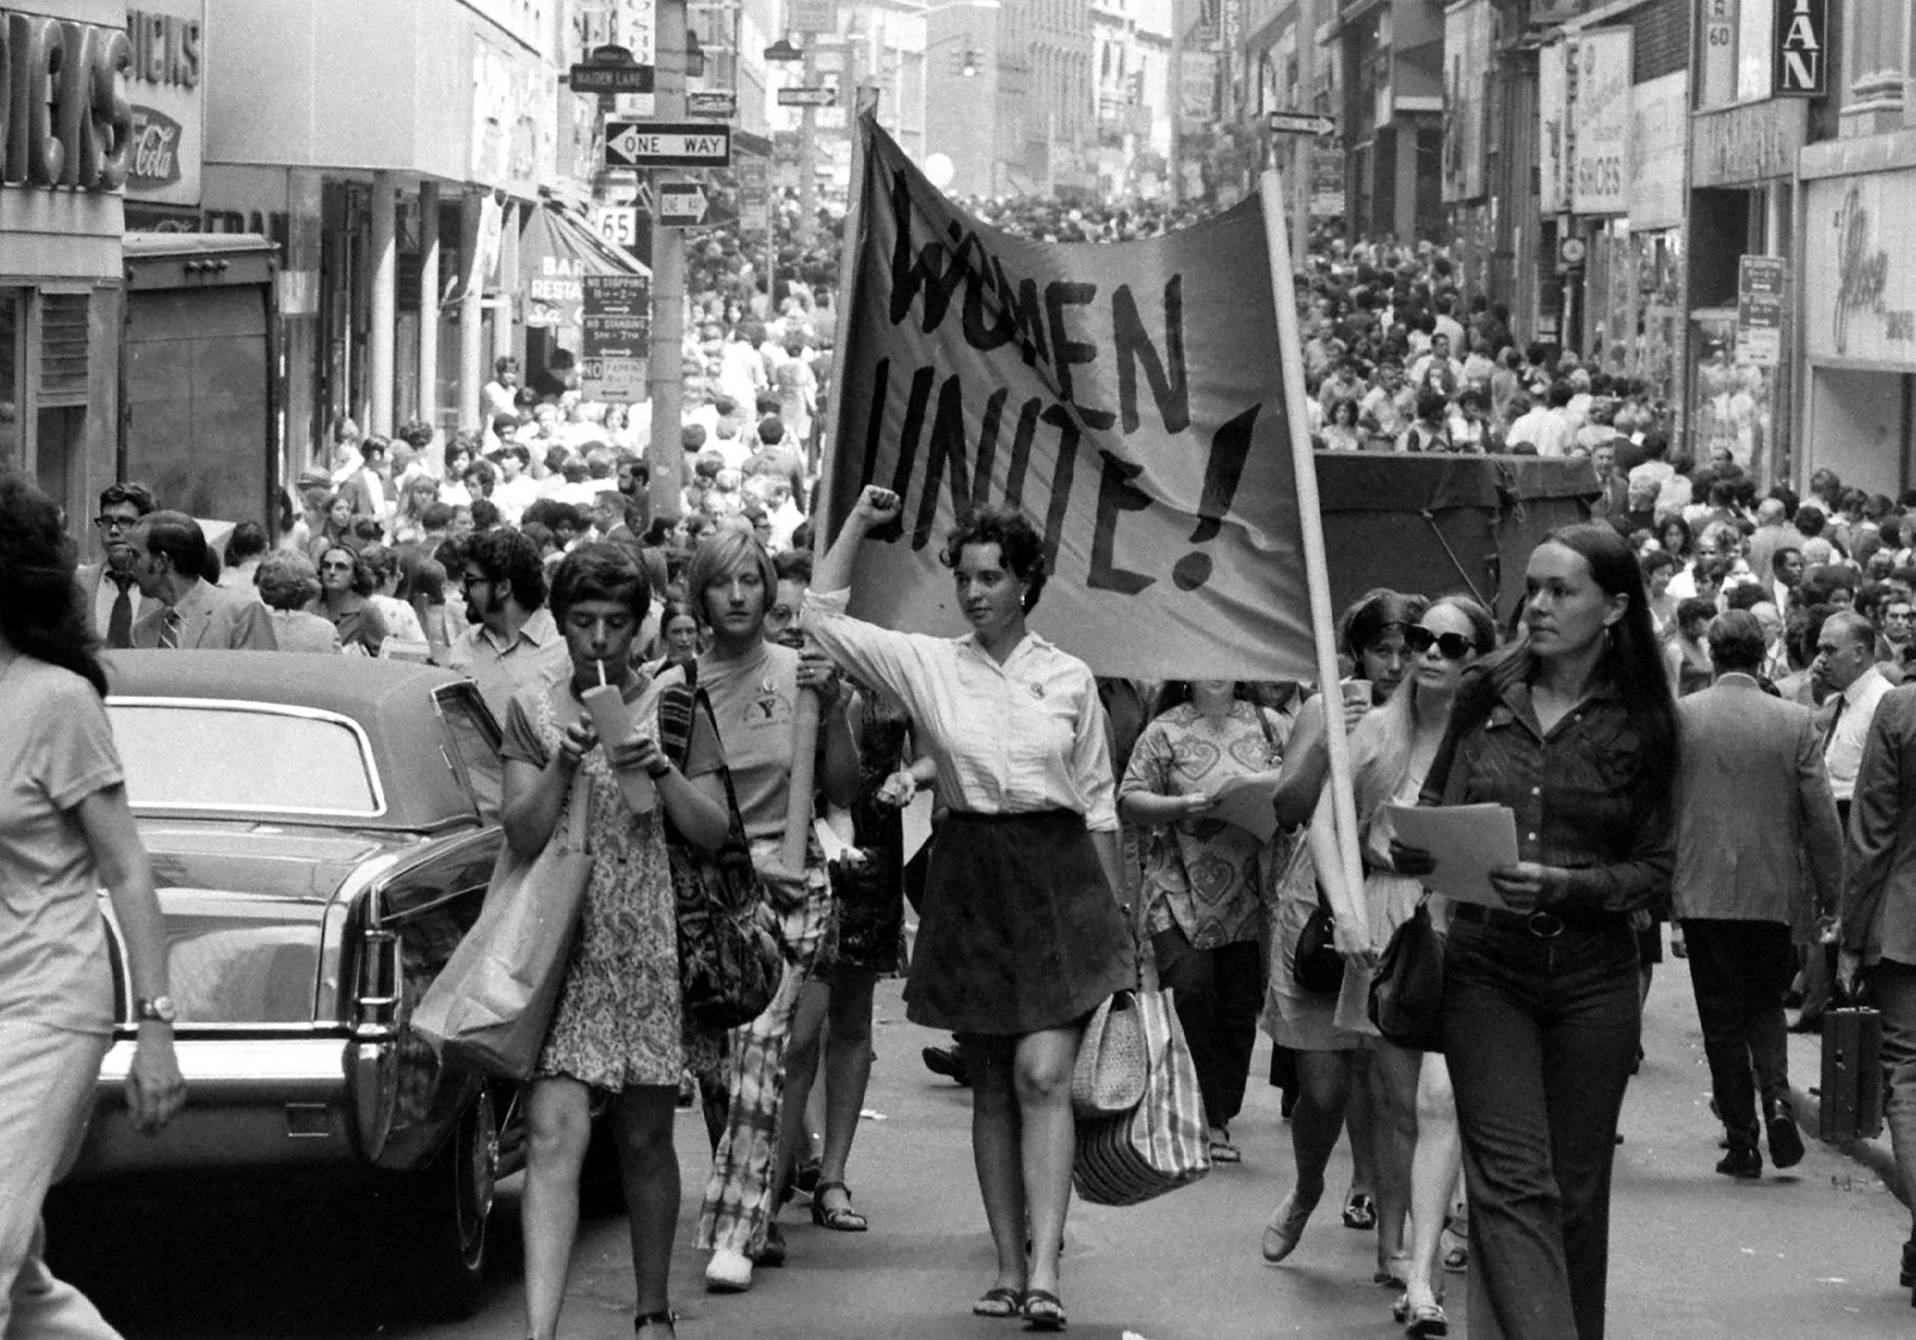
1788, 1079, 1909, 1209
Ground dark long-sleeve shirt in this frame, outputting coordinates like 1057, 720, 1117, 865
1421, 672, 1674, 916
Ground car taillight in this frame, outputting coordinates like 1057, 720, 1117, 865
355, 927, 401, 1034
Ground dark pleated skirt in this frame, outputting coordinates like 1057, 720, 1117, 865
905, 810, 1137, 1036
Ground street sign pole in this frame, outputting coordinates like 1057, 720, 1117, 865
798, 42, 818, 247
648, 0, 688, 525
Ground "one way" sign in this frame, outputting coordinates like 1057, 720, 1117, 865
604, 121, 733, 168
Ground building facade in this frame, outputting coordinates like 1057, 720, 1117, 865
1, 0, 133, 528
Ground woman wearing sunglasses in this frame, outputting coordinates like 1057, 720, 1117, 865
1337, 597, 1497, 1335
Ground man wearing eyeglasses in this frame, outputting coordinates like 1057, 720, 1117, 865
444, 529, 567, 721
127, 511, 277, 652
76, 482, 160, 649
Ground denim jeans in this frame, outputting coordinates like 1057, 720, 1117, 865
1441, 919, 1641, 1340
1681, 919, 1795, 1150
1151, 929, 1264, 1129
1868, 958, 1916, 1238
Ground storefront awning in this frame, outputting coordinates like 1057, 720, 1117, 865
519, 202, 648, 334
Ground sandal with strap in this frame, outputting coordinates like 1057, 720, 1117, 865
1342, 1192, 1378, 1231
971, 1286, 1024, 1319
810, 1180, 869, 1232
1022, 1288, 1068, 1332
634, 1309, 678, 1332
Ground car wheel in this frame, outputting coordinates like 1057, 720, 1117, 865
393, 1087, 498, 1319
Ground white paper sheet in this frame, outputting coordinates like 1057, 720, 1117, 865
1377, 803, 1519, 907
1206, 771, 1285, 843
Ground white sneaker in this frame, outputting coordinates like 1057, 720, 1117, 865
705, 1247, 754, 1293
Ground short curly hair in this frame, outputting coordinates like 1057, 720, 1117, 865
256, 550, 322, 611
940, 506, 1048, 613
464, 528, 546, 610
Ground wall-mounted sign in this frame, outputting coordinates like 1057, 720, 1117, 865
1736, 255, 1785, 366
125, 0, 205, 206
1805, 173, 1916, 365
0, 9, 134, 193
1773, 0, 1828, 96
1570, 30, 1631, 216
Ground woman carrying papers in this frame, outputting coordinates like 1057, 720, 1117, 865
1119, 680, 1292, 1165
1402, 525, 1679, 1340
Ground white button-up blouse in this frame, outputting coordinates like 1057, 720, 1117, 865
802, 588, 1119, 833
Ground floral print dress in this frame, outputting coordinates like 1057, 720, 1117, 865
501, 671, 721, 1090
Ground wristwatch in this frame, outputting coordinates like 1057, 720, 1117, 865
136, 995, 179, 1025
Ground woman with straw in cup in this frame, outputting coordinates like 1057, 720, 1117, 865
502, 543, 734, 1339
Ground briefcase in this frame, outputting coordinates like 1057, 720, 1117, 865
1818, 1006, 1885, 1142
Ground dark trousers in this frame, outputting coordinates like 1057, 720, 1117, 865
1868, 959, 1916, 1225
1151, 928, 1264, 1130
1442, 920, 1641, 1340
1681, 918, 1796, 1149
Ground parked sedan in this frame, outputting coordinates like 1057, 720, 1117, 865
63, 651, 515, 1317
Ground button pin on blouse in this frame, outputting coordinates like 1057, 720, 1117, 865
1029, 682, 1045, 699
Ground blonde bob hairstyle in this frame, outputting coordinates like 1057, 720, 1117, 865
683, 526, 777, 629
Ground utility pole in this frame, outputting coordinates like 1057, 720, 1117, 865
648, 0, 688, 523
1168, 3, 1184, 207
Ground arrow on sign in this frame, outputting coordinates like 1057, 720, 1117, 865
777, 86, 838, 107
1266, 110, 1337, 137
657, 182, 710, 227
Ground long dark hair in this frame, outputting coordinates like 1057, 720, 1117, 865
1453, 524, 1679, 822
0, 470, 108, 696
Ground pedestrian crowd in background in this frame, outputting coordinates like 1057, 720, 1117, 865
13, 190, 1916, 1340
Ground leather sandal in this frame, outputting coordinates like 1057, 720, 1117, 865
971, 1286, 1023, 1318
810, 1180, 869, 1232
1342, 1192, 1377, 1230
1022, 1288, 1068, 1331
634, 1308, 678, 1332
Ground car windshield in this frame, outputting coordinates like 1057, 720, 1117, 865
109, 702, 382, 816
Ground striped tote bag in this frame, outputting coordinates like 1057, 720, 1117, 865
1071, 988, 1213, 1207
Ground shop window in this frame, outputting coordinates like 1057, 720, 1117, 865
0, 291, 20, 473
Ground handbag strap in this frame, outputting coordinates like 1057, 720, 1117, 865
560, 762, 591, 850
656, 679, 752, 844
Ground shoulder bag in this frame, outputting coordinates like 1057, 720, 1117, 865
1292, 877, 1345, 995
1368, 898, 1446, 1051
1072, 984, 1213, 1206
657, 680, 784, 1033
413, 769, 592, 1079
1071, 989, 1148, 1117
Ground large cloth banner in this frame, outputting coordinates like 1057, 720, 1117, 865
823, 119, 1313, 681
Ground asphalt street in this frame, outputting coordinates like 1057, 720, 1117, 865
51, 944, 1916, 1339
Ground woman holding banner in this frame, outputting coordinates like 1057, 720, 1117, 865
804, 488, 1135, 1332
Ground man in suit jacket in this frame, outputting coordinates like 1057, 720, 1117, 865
1840, 679, 1916, 1270
127, 511, 276, 651
76, 481, 160, 648
1675, 611, 1843, 1178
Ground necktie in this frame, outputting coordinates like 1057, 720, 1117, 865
1823, 693, 1847, 753
106, 575, 135, 650
157, 606, 183, 650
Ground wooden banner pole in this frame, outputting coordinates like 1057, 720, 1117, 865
780, 99, 878, 876
1256, 168, 1366, 917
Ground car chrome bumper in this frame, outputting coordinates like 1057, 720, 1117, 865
67, 1035, 362, 1180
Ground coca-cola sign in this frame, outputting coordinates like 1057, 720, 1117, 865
128, 105, 182, 189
